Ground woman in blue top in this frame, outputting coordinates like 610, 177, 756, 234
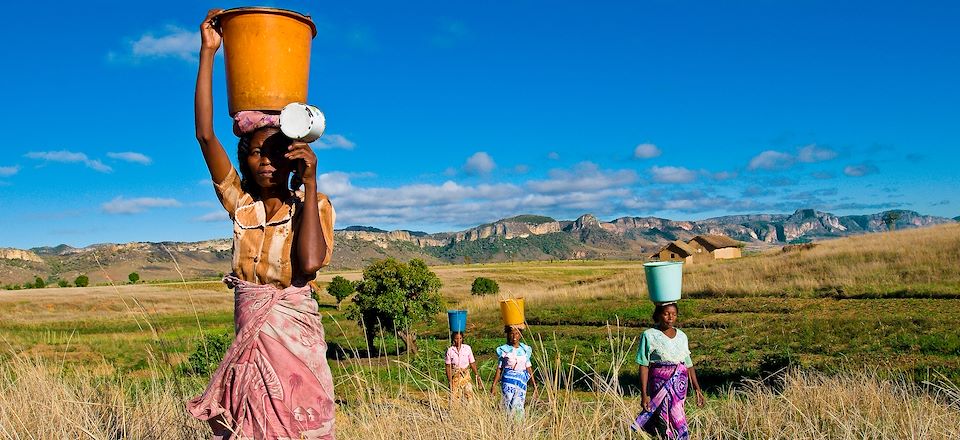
632, 302, 704, 439
490, 325, 537, 418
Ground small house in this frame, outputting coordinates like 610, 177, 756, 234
651, 240, 696, 263
686, 234, 743, 261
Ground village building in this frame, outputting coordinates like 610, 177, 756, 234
650, 240, 696, 263
686, 234, 743, 262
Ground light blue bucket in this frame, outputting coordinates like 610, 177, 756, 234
447, 310, 467, 332
644, 261, 683, 303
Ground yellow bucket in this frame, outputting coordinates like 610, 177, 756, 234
499, 298, 525, 327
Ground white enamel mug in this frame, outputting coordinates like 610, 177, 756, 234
280, 102, 326, 143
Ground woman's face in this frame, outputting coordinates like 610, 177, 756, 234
657, 305, 678, 327
247, 128, 293, 189
507, 327, 521, 345
453, 332, 463, 346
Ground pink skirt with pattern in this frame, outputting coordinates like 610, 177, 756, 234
187, 276, 335, 439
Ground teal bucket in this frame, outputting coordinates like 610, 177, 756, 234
447, 310, 467, 332
644, 262, 683, 304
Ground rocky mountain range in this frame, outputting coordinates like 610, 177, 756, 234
1, 209, 954, 286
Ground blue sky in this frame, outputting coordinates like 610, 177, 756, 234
1, 0, 957, 248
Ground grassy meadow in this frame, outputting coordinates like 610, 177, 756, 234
1, 223, 959, 438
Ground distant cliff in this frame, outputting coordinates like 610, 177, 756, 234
2, 208, 952, 285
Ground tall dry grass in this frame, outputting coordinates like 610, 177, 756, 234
680, 223, 960, 297
3, 334, 959, 440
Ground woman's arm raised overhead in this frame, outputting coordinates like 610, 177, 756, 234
195, 8, 233, 183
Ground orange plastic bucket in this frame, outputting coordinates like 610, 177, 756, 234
215, 7, 317, 115
499, 298, 525, 327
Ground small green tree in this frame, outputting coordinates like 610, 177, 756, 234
128, 272, 140, 284
326, 276, 355, 310
347, 258, 442, 355
74, 274, 90, 288
33, 277, 45, 289
57, 280, 69, 288
471, 277, 500, 296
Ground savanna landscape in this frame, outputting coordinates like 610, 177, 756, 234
2, 223, 959, 439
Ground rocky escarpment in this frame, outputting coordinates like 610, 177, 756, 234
452, 218, 561, 242
3, 209, 952, 285
337, 230, 447, 248
0, 248, 45, 263
333, 209, 952, 250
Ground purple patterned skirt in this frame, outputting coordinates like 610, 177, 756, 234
632, 362, 688, 439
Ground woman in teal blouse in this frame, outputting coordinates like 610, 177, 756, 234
632, 303, 704, 439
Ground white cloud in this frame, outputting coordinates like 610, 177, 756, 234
514, 164, 529, 174
797, 144, 838, 163
748, 150, 795, 171
25, 150, 113, 173
107, 151, 152, 165
317, 162, 643, 228
86, 160, 113, 173
26, 151, 86, 162
194, 211, 229, 222
527, 162, 636, 194
316, 134, 356, 150
101, 196, 181, 214
317, 172, 355, 196
463, 152, 496, 175
812, 171, 835, 180
547, 152, 560, 160
633, 143, 662, 159
844, 163, 879, 177
650, 166, 698, 184
125, 26, 198, 62
0, 165, 19, 177
711, 171, 738, 181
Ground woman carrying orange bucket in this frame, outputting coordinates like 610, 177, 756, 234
186, 9, 336, 440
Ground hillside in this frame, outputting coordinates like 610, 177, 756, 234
0, 208, 952, 286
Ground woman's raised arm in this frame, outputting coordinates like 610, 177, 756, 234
195, 9, 233, 183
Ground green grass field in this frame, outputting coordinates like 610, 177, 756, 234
1, 224, 959, 438
2, 224, 959, 390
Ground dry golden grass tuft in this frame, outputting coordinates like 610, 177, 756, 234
2, 225, 960, 438
678, 223, 960, 298
2, 348, 958, 439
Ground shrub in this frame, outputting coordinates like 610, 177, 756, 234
183, 331, 233, 376
128, 272, 140, 284
326, 276, 355, 310
471, 277, 500, 296
74, 275, 89, 288
57, 280, 69, 288
33, 277, 45, 289
347, 258, 442, 354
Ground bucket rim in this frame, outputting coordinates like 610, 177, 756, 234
643, 261, 683, 268
498, 297, 525, 303
446, 309, 468, 314
216, 7, 318, 37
